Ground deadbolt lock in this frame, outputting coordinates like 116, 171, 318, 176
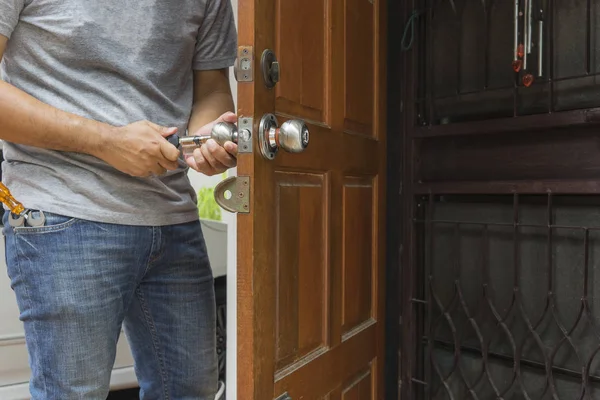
258, 114, 309, 160
261, 49, 280, 88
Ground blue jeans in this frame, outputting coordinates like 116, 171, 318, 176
3, 211, 218, 400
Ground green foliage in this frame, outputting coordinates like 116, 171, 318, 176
197, 186, 222, 221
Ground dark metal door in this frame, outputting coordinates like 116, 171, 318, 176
399, 1, 600, 399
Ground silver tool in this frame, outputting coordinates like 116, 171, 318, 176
26, 210, 46, 227
8, 209, 46, 228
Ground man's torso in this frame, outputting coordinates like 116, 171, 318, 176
0, 0, 235, 225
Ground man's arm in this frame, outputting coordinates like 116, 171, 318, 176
0, 35, 180, 177
185, 68, 238, 176
189, 69, 235, 133
0, 35, 110, 155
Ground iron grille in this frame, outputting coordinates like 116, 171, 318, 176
410, 194, 600, 399
415, 0, 600, 126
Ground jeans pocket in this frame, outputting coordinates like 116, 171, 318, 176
12, 210, 79, 234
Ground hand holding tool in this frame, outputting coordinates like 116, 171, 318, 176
166, 122, 239, 157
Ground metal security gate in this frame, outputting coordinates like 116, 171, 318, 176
410, 194, 600, 399
397, 0, 600, 399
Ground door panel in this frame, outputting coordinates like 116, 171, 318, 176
344, 0, 375, 137
236, 0, 387, 397
274, 171, 328, 372
342, 176, 375, 335
275, 0, 326, 121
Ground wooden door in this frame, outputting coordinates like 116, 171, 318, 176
234, 0, 387, 398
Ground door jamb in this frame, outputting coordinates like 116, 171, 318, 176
384, 0, 404, 398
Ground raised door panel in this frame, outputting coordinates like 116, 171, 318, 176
344, 0, 375, 137
274, 171, 330, 373
275, 0, 328, 123
342, 367, 374, 400
342, 176, 376, 338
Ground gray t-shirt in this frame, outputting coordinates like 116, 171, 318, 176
0, 0, 237, 226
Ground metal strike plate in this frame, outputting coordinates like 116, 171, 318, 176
214, 176, 250, 214
274, 393, 291, 400
235, 46, 254, 82
237, 117, 253, 154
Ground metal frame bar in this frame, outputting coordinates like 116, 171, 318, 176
400, 0, 418, 397
384, 0, 403, 398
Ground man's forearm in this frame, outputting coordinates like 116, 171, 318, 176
181, 69, 237, 174
0, 80, 111, 155
188, 90, 235, 135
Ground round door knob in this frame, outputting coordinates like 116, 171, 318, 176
278, 120, 309, 153
212, 122, 239, 145
258, 113, 310, 160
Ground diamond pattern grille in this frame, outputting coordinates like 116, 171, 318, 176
411, 194, 600, 399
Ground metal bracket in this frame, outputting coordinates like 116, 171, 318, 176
234, 46, 254, 82
237, 117, 253, 154
274, 393, 291, 400
214, 176, 250, 214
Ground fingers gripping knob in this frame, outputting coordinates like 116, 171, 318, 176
166, 122, 239, 151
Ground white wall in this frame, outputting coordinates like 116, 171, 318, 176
188, 0, 238, 395
225, 0, 238, 394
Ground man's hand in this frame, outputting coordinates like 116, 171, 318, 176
186, 111, 238, 176
95, 121, 181, 177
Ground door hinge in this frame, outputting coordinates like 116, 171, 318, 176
213, 176, 250, 213
274, 393, 291, 400
234, 46, 254, 82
